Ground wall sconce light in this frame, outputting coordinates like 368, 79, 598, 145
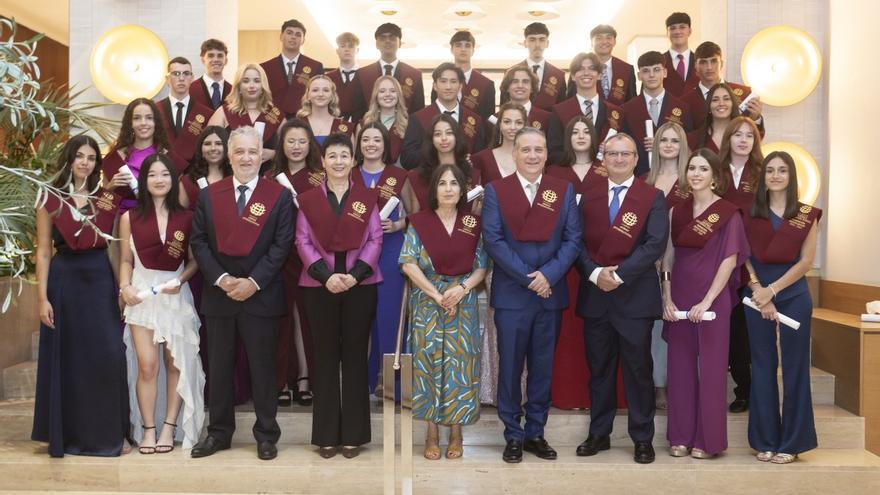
762, 141, 821, 205
741, 25, 822, 106
90, 25, 168, 104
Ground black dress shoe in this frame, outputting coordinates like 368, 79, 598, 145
633, 441, 655, 464
729, 398, 749, 413
502, 440, 523, 463
257, 441, 277, 460
523, 437, 557, 460
190, 436, 230, 458
576, 435, 610, 456
341, 446, 360, 459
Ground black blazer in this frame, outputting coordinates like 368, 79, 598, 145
191, 183, 294, 318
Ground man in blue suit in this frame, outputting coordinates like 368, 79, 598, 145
575, 133, 669, 464
482, 127, 582, 463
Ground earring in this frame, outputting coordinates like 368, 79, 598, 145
710, 181, 717, 191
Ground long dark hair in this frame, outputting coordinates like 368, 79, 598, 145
750, 151, 801, 220
697, 83, 741, 148
557, 115, 598, 167
490, 102, 527, 149
427, 163, 467, 211
188, 126, 232, 181
113, 98, 170, 155
51, 135, 102, 192
355, 121, 392, 165
270, 117, 323, 176
688, 148, 728, 196
134, 154, 184, 216
418, 113, 471, 183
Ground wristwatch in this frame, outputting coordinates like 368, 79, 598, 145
459, 282, 470, 294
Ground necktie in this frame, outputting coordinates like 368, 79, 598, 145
608, 185, 627, 224
211, 82, 221, 109
286, 61, 295, 84
649, 98, 660, 126
384, 64, 393, 76
676, 54, 686, 80
443, 110, 455, 116
583, 99, 593, 124
343, 70, 355, 84
174, 102, 184, 133
601, 70, 611, 99
525, 182, 537, 205
532, 64, 540, 74
236, 185, 249, 216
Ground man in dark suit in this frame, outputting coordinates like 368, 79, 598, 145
324, 32, 360, 121
190, 39, 231, 110
662, 12, 699, 97
260, 19, 324, 118
156, 56, 214, 165
566, 25, 637, 106
575, 133, 669, 464
430, 30, 496, 120
482, 127, 582, 463
190, 126, 294, 461
401, 63, 486, 169
351, 23, 425, 121
501, 22, 566, 111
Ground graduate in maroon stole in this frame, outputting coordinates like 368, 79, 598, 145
643, 121, 691, 410
401, 63, 486, 170
208, 63, 283, 164
351, 23, 425, 121
260, 19, 324, 118
295, 133, 383, 459
118, 153, 204, 453
575, 134, 668, 464
190, 39, 231, 111
324, 32, 360, 121
661, 148, 750, 459
190, 126, 294, 461
356, 75, 408, 165
548, 52, 623, 164
686, 83, 742, 154
490, 65, 552, 133
662, 12, 699, 97
546, 115, 607, 195
430, 30, 496, 120
501, 22, 566, 111
265, 118, 326, 408
404, 113, 481, 213
743, 152, 819, 464
621, 51, 693, 177
180, 126, 232, 210
32, 136, 131, 458
566, 25, 637, 106
718, 116, 765, 414
156, 57, 214, 166
296, 75, 354, 147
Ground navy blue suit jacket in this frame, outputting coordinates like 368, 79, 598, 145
575, 187, 668, 320
482, 179, 582, 311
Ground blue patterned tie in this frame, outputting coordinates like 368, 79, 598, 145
236, 185, 248, 216
211, 82, 221, 109
608, 185, 627, 224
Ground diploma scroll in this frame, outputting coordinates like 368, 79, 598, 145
136, 278, 181, 300
274, 172, 300, 207
645, 120, 654, 166
596, 128, 618, 161
118, 165, 139, 195
742, 297, 801, 330
379, 196, 400, 221
576, 193, 582, 205
738, 93, 759, 114
673, 310, 716, 320
467, 185, 484, 202
196, 177, 209, 189
254, 122, 266, 140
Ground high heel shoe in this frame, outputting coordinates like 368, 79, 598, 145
292, 377, 313, 406
156, 421, 176, 454
139, 425, 156, 454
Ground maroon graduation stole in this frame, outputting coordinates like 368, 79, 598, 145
747, 203, 821, 264
672, 197, 740, 248
407, 166, 481, 209
297, 182, 378, 252
493, 173, 568, 242
472, 150, 503, 184
353, 165, 407, 209
289, 167, 325, 193
101, 150, 137, 200
158, 99, 213, 163
223, 103, 283, 145
414, 106, 480, 152
45, 190, 121, 250
581, 178, 656, 266
546, 162, 609, 195
722, 162, 758, 210
130, 209, 193, 271
408, 209, 481, 276
330, 118, 353, 137
666, 181, 691, 210
208, 177, 284, 257
180, 175, 200, 210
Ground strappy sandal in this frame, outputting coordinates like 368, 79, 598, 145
293, 377, 313, 406
424, 434, 441, 460
155, 421, 176, 454
771, 453, 798, 464
445, 436, 463, 459
278, 389, 292, 407
139, 425, 157, 454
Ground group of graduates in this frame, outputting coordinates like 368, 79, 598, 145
31, 11, 819, 468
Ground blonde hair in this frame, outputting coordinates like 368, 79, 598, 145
226, 63, 273, 115
296, 75, 341, 118
647, 121, 690, 189
362, 75, 408, 137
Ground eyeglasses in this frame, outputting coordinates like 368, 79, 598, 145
604, 151, 636, 159
168, 71, 193, 78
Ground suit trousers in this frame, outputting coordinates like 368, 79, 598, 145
583, 314, 655, 442
728, 297, 751, 400
206, 313, 280, 444
495, 304, 560, 442
304, 284, 377, 447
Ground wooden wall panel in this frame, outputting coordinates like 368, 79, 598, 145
819, 280, 880, 315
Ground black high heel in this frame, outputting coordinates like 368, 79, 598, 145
156, 421, 176, 454
292, 377, 313, 406
139, 425, 156, 454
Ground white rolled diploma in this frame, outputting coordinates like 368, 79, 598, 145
673, 310, 716, 320
254, 121, 266, 140
274, 172, 300, 207
596, 128, 618, 161
136, 278, 181, 300
861, 314, 880, 323
644, 120, 654, 165
738, 92, 759, 114
118, 164, 139, 195
379, 196, 400, 221
196, 177, 209, 189
742, 297, 801, 330
467, 185, 484, 202
576, 193, 582, 205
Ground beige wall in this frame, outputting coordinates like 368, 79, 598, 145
825, 2, 880, 285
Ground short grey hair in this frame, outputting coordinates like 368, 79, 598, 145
513, 126, 546, 148
228, 126, 263, 149
604, 131, 637, 152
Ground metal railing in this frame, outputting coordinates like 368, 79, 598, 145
383, 281, 413, 495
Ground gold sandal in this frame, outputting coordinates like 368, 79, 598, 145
424, 435, 441, 460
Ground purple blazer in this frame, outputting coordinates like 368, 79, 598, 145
294, 185, 384, 287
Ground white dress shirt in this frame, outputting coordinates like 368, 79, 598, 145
603, 59, 614, 83
589, 174, 636, 285
730, 163, 744, 189
168, 94, 190, 129
436, 101, 461, 120
282, 54, 300, 74
643, 90, 666, 124
379, 59, 400, 75
576, 93, 599, 126
215, 175, 262, 289
669, 48, 692, 76
516, 171, 542, 205
527, 58, 546, 84
202, 74, 225, 89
